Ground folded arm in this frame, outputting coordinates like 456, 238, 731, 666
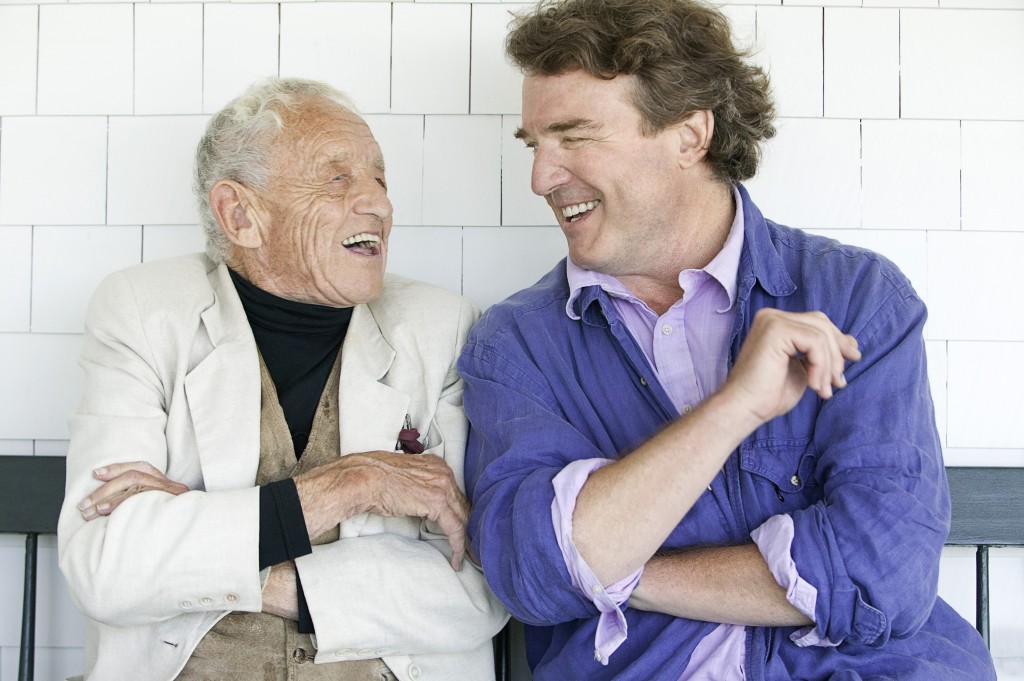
631, 291, 948, 647
293, 362, 507, 658
68, 293, 505, 655
571, 309, 860, 586
462, 308, 858, 627
629, 545, 810, 626
58, 272, 266, 626
779, 291, 949, 646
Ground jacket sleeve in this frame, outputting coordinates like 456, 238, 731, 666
458, 338, 614, 627
295, 299, 509, 659
786, 283, 949, 648
57, 271, 265, 627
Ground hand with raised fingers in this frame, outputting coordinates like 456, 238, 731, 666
723, 308, 862, 426
295, 451, 470, 570
77, 461, 189, 521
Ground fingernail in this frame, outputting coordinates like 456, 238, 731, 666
81, 507, 96, 520
96, 503, 110, 513
838, 373, 848, 388
77, 497, 91, 511
94, 467, 107, 477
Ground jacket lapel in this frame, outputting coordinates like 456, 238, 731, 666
337, 302, 409, 537
184, 263, 261, 491
337, 302, 410, 453
182, 266, 410, 529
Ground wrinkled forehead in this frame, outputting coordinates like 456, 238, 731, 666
520, 71, 640, 136
272, 97, 385, 174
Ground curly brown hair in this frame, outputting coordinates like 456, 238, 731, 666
507, 0, 775, 182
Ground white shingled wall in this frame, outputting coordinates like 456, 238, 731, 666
0, 1, 1022, 678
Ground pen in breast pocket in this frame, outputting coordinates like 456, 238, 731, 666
397, 414, 425, 454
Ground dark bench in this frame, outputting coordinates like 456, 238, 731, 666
4, 460, 1017, 681
0, 455, 516, 681
945, 466, 1024, 648
0, 456, 66, 681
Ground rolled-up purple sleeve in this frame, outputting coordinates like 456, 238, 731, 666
751, 514, 838, 648
551, 458, 643, 664
771, 290, 948, 649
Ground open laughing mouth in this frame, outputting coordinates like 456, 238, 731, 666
561, 200, 600, 223
341, 232, 381, 256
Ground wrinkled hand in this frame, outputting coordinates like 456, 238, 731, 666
723, 308, 862, 425
77, 461, 189, 520
296, 451, 470, 570
366, 451, 471, 569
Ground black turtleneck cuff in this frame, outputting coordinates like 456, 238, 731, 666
259, 479, 316, 633
297, 578, 315, 634
258, 478, 311, 569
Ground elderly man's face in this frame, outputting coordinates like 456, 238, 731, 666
248, 97, 392, 307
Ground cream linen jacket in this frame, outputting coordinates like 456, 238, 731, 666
57, 253, 507, 681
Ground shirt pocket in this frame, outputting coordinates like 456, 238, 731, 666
738, 437, 818, 515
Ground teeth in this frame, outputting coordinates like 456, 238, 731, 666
561, 201, 599, 218
342, 233, 381, 247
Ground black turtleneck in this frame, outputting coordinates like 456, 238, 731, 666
230, 269, 353, 457
229, 268, 354, 635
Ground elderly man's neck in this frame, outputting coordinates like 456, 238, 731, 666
225, 254, 295, 304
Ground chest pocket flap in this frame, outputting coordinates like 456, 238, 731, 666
739, 437, 816, 494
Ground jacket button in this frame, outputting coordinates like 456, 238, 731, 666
790, 474, 801, 487
293, 647, 308, 663
408, 664, 422, 679
225, 593, 239, 603
358, 648, 373, 656
200, 597, 213, 606
179, 600, 193, 609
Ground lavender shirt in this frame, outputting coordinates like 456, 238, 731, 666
549, 189, 822, 677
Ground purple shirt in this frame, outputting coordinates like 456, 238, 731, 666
460, 183, 993, 680
550, 188, 819, 676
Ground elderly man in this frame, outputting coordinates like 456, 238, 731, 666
57, 77, 506, 681
458, 0, 996, 679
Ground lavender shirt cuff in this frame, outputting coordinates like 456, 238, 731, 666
750, 514, 839, 648
551, 458, 643, 665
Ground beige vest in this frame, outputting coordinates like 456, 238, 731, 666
177, 353, 396, 681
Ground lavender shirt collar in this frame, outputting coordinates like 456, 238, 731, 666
564, 185, 746, 319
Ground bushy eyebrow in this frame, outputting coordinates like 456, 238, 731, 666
323, 152, 386, 175
514, 118, 602, 140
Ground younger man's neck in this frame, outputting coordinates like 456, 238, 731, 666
624, 180, 736, 315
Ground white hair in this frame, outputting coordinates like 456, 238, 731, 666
194, 77, 356, 263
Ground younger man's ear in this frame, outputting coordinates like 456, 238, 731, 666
675, 109, 715, 170
209, 180, 265, 250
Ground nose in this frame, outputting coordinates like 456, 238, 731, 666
530, 145, 572, 198
353, 174, 393, 221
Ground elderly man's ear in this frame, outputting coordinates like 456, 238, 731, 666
210, 180, 266, 250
